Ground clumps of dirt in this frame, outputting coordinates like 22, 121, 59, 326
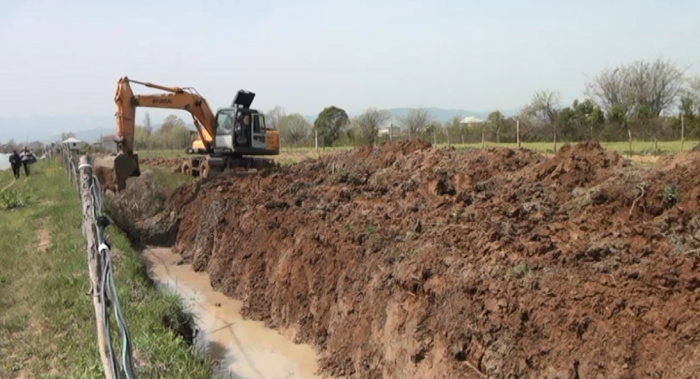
127, 140, 700, 378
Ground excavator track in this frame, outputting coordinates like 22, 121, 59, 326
182, 155, 277, 179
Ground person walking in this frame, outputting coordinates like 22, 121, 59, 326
9, 150, 21, 179
20, 146, 32, 176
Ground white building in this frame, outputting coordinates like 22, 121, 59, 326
62, 137, 86, 152
459, 116, 484, 125
378, 122, 402, 139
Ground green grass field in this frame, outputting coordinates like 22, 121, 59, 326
0, 160, 215, 378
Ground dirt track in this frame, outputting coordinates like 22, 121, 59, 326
118, 140, 700, 378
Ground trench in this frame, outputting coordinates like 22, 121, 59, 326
142, 247, 322, 379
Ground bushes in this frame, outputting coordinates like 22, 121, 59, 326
0, 189, 30, 209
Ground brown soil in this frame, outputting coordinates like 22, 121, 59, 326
121, 140, 700, 378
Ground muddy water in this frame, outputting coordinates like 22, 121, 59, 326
0, 154, 9, 170
143, 247, 322, 379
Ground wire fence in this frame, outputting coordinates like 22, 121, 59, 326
61, 147, 138, 379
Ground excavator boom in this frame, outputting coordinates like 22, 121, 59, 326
96, 77, 219, 192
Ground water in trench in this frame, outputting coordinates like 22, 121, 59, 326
143, 247, 323, 379
0, 154, 10, 171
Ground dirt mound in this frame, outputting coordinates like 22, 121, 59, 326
126, 141, 700, 378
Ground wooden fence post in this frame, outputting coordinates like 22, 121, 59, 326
681, 113, 685, 152
516, 119, 521, 149
481, 127, 485, 150
78, 156, 115, 379
628, 128, 633, 156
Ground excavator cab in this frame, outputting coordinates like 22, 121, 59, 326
212, 90, 278, 155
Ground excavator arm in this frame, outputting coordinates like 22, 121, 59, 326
115, 77, 217, 153
97, 76, 219, 192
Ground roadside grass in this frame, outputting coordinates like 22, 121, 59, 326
0, 160, 215, 378
140, 164, 194, 193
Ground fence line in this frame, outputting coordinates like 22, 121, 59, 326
61, 148, 138, 379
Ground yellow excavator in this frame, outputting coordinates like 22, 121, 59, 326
94, 77, 280, 192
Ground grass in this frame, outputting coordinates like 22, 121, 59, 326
0, 188, 31, 209
141, 164, 194, 193
0, 160, 215, 378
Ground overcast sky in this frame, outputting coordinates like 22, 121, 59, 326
1, 0, 699, 120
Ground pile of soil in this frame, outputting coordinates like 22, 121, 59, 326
123, 140, 700, 378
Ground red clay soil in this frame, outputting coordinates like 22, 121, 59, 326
130, 140, 700, 378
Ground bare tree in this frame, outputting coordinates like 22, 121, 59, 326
627, 59, 685, 116
265, 106, 286, 130
278, 114, 311, 149
586, 58, 685, 117
144, 112, 152, 135
529, 91, 561, 147
585, 67, 633, 115
399, 108, 433, 140
486, 110, 506, 143
354, 108, 391, 145
159, 114, 186, 134
531, 91, 561, 123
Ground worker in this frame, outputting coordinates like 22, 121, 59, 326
20, 146, 32, 176
9, 150, 21, 180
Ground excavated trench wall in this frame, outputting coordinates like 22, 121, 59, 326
116, 141, 700, 379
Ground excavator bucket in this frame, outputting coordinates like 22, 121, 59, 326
93, 153, 140, 193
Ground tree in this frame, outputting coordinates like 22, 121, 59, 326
61, 131, 76, 141
531, 90, 561, 146
170, 124, 191, 149
265, 106, 286, 131
399, 108, 433, 140
586, 58, 685, 117
575, 99, 605, 140
486, 110, 506, 143
585, 67, 633, 115
159, 114, 186, 134
444, 116, 463, 145
278, 114, 311, 148
672, 94, 700, 139
144, 112, 153, 135
557, 106, 576, 140
134, 127, 150, 150
559, 99, 605, 140
353, 108, 390, 145
314, 106, 350, 147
